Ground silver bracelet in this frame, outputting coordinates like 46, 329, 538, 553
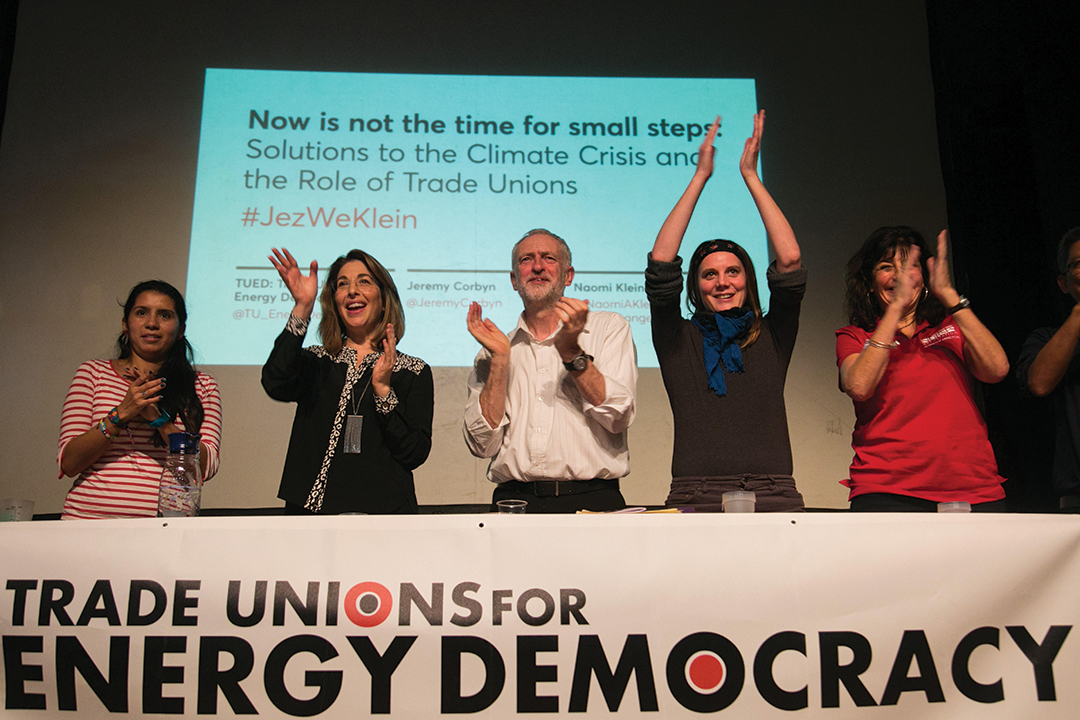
864, 338, 899, 350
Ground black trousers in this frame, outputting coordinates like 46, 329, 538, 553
850, 493, 1007, 512
492, 479, 626, 513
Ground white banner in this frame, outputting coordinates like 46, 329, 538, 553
3, 514, 1079, 718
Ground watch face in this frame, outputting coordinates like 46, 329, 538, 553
572, 356, 588, 371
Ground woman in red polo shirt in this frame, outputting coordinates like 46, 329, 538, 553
836, 227, 1010, 511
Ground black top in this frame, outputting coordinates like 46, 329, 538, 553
262, 327, 433, 514
1017, 326, 1080, 496
646, 254, 806, 478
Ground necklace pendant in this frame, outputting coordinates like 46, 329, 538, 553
344, 414, 363, 454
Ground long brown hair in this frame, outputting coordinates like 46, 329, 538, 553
317, 250, 405, 354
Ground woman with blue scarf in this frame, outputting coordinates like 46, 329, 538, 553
646, 112, 806, 512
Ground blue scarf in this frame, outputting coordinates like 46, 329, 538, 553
692, 308, 753, 397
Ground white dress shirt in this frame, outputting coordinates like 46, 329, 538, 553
464, 310, 637, 483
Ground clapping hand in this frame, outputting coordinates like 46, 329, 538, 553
926, 230, 957, 304
695, 116, 721, 179
892, 245, 923, 312
269, 247, 319, 315
466, 302, 510, 358
372, 324, 397, 397
553, 297, 589, 361
739, 110, 765, 181
118, 368, 166, 424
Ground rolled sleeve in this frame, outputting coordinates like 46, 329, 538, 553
582, 314, 637, 434
463, 350, 510, 458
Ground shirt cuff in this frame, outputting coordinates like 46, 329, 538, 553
286, 314, 309, 336
375, 388, 398, 415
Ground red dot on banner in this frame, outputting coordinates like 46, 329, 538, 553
344, 582, 392, 627
688, 653, 725, 692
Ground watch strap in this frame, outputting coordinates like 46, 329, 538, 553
563, 353, 594, 372
947, 296, 971, 314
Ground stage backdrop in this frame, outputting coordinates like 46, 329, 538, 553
187, 70, 766, 368
3, 514, 1079, 718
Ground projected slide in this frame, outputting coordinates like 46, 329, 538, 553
185, 69, 762, 366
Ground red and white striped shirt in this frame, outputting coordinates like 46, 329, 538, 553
57, 360, 222, 519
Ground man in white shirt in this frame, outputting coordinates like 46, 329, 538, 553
463, 228, 637, 512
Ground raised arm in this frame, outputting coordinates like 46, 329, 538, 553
926, 230, 1009, 383
1025, 305, 1080, 396
263, 248, 321, 402
740, 110, 800, 272
652, 116, 719, 262
466, 301, 511, 429
553, 297, 606, 406
269, 247, 319, 321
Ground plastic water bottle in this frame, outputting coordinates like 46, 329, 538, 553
157, 432, 202, 517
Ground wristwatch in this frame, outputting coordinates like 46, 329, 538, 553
563, 353, 594, 372
947, 296, 971, 314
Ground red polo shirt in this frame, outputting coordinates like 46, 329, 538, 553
835, 318, 1006, 503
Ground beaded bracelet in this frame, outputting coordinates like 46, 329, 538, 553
148, 410, 171, 429
98, 418, 116, 439
107, 406, 128, 429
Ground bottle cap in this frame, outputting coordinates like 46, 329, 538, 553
168, 432, 201, 454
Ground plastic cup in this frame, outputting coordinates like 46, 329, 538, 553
1, 498, 35, 522
722, 491, 755, 513
937, 501, 971, 513
496, 499, 528, 514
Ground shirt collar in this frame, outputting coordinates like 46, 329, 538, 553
509, 311, 591, 344
510, 313, 551, 344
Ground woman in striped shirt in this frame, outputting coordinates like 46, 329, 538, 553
57, 281, 222, 519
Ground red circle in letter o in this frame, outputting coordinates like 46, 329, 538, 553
344, 582, 393, 627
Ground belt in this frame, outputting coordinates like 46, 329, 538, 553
1060, 495, 1080, 510
502, 478, 619, 498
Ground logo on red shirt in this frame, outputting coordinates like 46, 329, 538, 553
920, 324, 958, 349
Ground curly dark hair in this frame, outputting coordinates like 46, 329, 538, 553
844, 226, 945, 331
117, 280, 203, 447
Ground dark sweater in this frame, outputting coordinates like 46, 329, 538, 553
1017, 326, 1080, 497
262, 327, 433, 514
645, 254, 806, 479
